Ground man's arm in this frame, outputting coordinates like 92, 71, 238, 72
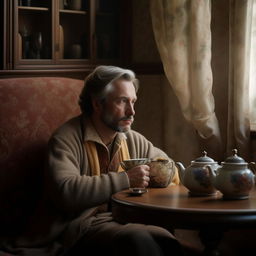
44, 134, 129, 216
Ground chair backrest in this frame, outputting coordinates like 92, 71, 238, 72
0, 77, 84, 235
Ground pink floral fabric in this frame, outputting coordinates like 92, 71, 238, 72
0, 77, 84, 235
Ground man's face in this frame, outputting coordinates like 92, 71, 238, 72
100, 79, 137, 132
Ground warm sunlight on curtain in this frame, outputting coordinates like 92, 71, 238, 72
249, 0, 256, 131
227, 0, 252, 159
150, 0, 223, 159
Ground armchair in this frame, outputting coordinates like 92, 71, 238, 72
0, 77, 83, 239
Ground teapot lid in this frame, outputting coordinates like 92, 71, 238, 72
194, 151, 216, 163
223, 149, 246, 164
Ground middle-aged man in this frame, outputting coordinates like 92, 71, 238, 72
4, 66, 184, 256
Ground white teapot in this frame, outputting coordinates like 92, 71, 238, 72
206, 149, 256, 200
176, 151, 220, 196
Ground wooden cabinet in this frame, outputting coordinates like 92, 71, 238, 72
1, 0, 131, 77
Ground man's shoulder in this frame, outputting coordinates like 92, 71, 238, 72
125, 129, 148, 141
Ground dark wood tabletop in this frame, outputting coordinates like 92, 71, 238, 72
112, 185, 256, 255
111, 185, 256, 230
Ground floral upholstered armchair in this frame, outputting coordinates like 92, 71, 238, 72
0, 77, 84, 242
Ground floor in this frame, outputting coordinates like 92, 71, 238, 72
175, 229, 256, 256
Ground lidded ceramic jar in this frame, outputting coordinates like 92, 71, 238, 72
207, 149, 255, 200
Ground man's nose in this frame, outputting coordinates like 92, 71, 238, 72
126, 103, 135, 116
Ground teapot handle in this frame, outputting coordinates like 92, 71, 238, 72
248, 162, 256, 174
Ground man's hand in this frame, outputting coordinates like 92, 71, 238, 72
126, 165, 150, 188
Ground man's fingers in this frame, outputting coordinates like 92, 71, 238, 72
143, 176, 150, 182
143, 170, 150, 177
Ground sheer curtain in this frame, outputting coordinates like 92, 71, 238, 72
249, 0, 256, 131
150, 0, 223, 160
227, 0, 252, 159
150, 0, 253, 161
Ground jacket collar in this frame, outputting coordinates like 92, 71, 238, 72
82, 115, 127, 147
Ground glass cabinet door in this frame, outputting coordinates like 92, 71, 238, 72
58, 0, 89, 61
11, 0, 129, 70
16, 0, 53, 62
95, 0, 120, 60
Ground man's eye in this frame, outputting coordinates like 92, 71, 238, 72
118, 98, 127, 104
116, 98, 136, 105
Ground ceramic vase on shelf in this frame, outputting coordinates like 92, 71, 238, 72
67, 0, 82, 10
59, 25, 64, 59
19, 25, 30, 59
70, 44, 82, 59
33, 32, 43, 59
59, 0, 64, 9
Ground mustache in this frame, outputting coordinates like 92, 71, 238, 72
119, 116, 134, 121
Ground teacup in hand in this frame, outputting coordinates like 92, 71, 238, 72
147, 159, 175, 188
120, 158, 150, 170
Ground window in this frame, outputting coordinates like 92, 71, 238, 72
249, 0, 256, 131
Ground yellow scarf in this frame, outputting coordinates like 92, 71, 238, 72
84, 139, 130, 176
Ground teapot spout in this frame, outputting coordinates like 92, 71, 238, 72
175, 162, 185, 184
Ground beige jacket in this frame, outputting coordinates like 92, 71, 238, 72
9, 114, 176, 255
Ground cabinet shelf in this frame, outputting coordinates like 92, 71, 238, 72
60, 9, 87, 15
18, 6, 49, 12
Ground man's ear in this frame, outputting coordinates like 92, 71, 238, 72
92, 98, 102, 114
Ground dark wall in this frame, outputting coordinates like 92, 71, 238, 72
0, 1, 4, 70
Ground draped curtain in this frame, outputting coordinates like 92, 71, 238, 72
228, 0, 253, 160
249, 1, 256, 132
150, 0, 253, 161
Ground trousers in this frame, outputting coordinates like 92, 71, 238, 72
68, 212, 184, 256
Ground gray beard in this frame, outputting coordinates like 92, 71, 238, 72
101, 114, 132, 133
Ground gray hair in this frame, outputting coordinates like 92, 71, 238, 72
79, 65, 139, 115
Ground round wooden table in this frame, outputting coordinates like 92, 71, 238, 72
111, 185, 256, 255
